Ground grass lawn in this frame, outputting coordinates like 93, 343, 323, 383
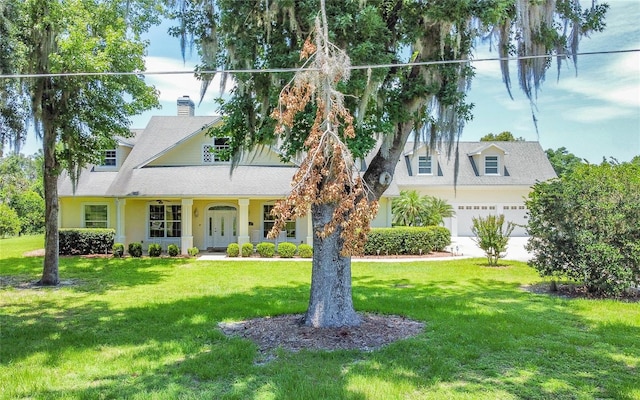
1, 235, 638, 399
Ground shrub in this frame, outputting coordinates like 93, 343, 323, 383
526, 162, 640, 296
128, 242, 143, 258
187, 247, 199, 257
363, 227, 451, 255
256, 242, 275, 258
471, 214, 515, 266
112, 243, 125, 258
277, 242, 297, 258
226, 243, 240, 257
241, 242, 254, 257
148, 243, 162, 257
59, 228, 115, 255
298, 243, 313, 258
0, 203, 20, 238
167, 244, 180, 257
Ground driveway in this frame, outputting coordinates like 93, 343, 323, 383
450, 236, 532, 262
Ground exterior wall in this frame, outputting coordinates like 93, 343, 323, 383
371, 197, 392, 228
148, 131, 283, 167
59, 197, 116, 229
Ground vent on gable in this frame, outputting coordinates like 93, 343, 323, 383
177, 95, 195, 116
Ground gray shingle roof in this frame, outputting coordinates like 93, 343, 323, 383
58, 114, 554, 199
396, 141, 556, 187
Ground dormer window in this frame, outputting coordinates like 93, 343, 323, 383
485, 155, 499, 175
203, 138, 230, 163
418, 155, 433, 175
102, 150, 117, 166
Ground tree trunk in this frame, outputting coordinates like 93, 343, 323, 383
304, 203, 361, 328
39, 115, 59, 286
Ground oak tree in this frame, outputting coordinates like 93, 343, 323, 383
2, 0, 160, 285
171, 0, 607, 327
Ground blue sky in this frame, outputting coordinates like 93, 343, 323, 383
21, 1, 640, 163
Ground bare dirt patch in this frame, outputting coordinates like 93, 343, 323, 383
219, 313, 424, 363
23, 249, 45, 257
0, 276, 81, 290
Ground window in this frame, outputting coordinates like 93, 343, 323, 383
84, 204, 108, 228
417, 155, 432, 175
485, 155, 499, 175
203, 138, 230, 163
149, 204, 181, 238
102, 150, 116, 166
263, 204, 295, 239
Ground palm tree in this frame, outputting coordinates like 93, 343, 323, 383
392, 190, 430, 226
424, 196, 455, 226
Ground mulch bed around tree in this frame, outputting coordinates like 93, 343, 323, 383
218, 313, 425, 363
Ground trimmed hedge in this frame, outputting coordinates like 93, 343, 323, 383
167, 244, 180, 257
363, 226, 451, 255
277, 242, 297, 258
128, 242, 143, 258
256, 242, 275, 258
112, 243, 125, 258
148, 243, 162, 257
241, 242, 254, 257
187, 247, 199, 257
298, 243, 313, 258
226, 243, 240, 257
59, 228, 115, 255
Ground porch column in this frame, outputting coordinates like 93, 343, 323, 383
115, 198, 126, 244
238, 198, 250, 245
181, 198, 193, 255
306, 211, 313, 245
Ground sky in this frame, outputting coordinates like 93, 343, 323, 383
20, 0, 640, 163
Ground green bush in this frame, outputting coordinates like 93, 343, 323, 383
527, 162, 640, 296
241, 242, 254, 257
277, 242, 297, 258
471, 214, 515, 266
128, 242, 143, 258
59, 228, 115, 255
112, 243, 125, 258
256, 242, 275, 258
298, 243, 313, 258
167, 244, 180, 257
187, 247, 199, 257
363, 227, 451, 255
226, 243, 240, 257
148, 243, 162, 257
0, 203, 21, 238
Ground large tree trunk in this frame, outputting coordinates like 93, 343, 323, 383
39, 116, 59, 286
304, 203, 360, 328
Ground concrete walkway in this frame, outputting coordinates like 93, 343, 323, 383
197, 237, 532, 263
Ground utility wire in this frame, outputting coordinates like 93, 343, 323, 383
1, 48, 638, 79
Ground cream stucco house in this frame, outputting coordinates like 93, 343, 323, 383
58, 97, 556, 254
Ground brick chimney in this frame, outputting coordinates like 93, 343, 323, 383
177, 95, 195, 116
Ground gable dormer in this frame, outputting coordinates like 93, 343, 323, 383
402, 144, 442, 177
467, 143, 508, 176
94, 135, 136, 172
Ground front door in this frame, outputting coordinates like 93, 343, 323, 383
205, 206, 237, 250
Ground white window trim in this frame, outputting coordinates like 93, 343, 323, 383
484, 155, 500, 175
202, 138, 231, 164
82, 203, 110, 228
417, 155, 433, 175
146, 202, 182, 240
262, 202, 296, 241
95, 149, 118, 171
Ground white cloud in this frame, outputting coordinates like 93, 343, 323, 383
563, 105, 635, 123
143, 56, 231, 103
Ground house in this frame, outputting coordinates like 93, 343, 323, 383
58, 96, 556, 254
397, 141, 556, 236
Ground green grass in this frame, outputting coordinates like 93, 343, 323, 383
1, 235, 638, 399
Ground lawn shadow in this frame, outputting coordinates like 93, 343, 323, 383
2, 268, 639, 399
0, 256, 180, 293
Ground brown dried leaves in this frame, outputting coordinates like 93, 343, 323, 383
268, 20, 377, 256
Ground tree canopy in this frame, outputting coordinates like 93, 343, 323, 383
480, 131, 525, 142
170, 0, 608, 327
545, 146, 584, 176
2, 0, 161, 285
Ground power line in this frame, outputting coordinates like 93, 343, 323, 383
1, 48, 638, 79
